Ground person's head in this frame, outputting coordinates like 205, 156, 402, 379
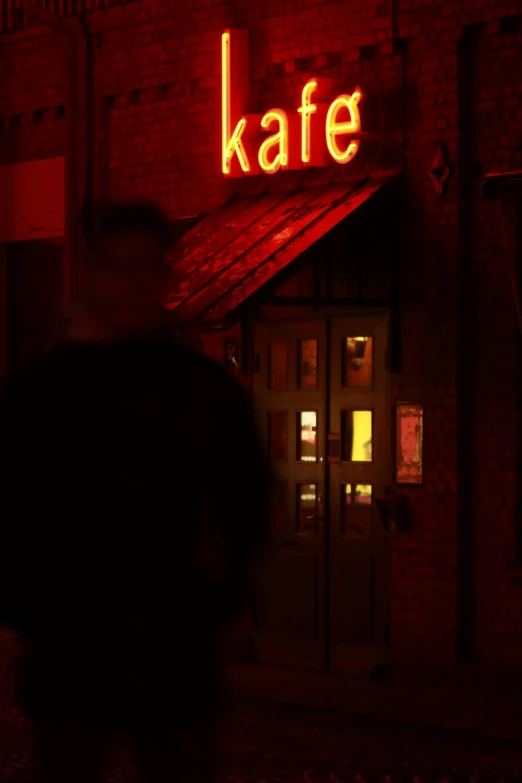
94, 200, 173, 269
83, 200, 173, 336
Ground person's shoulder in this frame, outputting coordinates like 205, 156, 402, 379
0, 349, 75, 426
2, 348, 68, 397
21, 342, 109, 384
181, 343, 241, 388
127, 333, 244, 395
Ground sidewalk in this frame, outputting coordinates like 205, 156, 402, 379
227, 664, 522, 745
3, 627, 522, 746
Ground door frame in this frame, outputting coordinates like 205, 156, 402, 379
253, 318, 328, 671
327, 311, 391, 675
253, 307, 391, 674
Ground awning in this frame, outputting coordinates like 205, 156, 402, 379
166, 171, 400, 325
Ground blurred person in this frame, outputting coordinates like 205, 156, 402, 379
65, 200, 174, 342
0, 200, 270, 783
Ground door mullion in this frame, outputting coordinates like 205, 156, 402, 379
328, 314, 390, 676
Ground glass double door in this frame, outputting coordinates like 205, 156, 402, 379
253, 314, 390, 675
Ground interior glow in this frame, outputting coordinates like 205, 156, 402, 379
345, 484, 372, 505
325, 91, 361, 164
222, 32, 250, 175
297, 80, 318, 164
258, 110, 289, 173
299, 411, 317, 462
350, 410, 372, 462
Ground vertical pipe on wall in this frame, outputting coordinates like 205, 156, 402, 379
456, 23, 482, 664
0, 243, 7, 376
390, 0, 407, 373
24, 0, 81, 317
98, 96, 112, 203
516, 199, 522, 561
64, 33, 80, 314
494, 192, 522, 565
5, 245, 16, 373
496, 198, 522, 337
79, 19, 95, 294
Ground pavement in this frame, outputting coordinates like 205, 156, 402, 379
1, 631, 522, 781
226, 664, 522, 744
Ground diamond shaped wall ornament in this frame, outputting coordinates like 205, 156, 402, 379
429, 144, 451, 196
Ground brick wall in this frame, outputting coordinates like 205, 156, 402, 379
1, 0, 521, 667
474, 19, 522, 666
388, 8, 462, 667
0, 27, 66, 162
97, 0, 234, 214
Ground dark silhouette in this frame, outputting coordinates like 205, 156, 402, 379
0, 201, 270, 783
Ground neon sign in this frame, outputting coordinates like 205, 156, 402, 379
258, 110, 289, 173
222, 31, 250, 175
222, 29, 363, 177
298, 80, 318, 165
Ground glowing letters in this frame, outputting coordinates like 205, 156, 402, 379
258, 110, 289, 173
326, 92, 361, 164
222, 31, 250, 175
298, 80, 318, 164
222, 30, 363, 177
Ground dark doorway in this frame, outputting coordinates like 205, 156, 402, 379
6, 241, 64, 374
254, 312, 390, 676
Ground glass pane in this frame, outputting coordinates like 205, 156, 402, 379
299, 339, 318, 390
341, 484, 373, 536
267, 411, 287, 462
297, 411, 317, 462
297, 483, 317, 534
343, 336, 373, 388
269, 342, 288, 391
341, 410, 372, 462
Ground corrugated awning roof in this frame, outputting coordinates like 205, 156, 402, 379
166, 171, 400, 324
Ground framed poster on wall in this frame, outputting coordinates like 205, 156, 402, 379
395, 403, 423, 485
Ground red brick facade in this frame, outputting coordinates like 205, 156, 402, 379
1, 0, 521, 669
